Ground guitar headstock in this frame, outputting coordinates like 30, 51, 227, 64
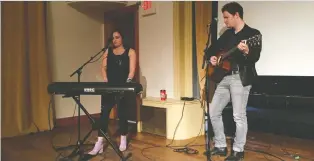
246, 34, 262, 47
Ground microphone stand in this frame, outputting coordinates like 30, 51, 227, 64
56, 41, 111, 161
202, 21, 215, 161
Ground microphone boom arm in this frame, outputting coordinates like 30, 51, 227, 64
202, 22, 214, 69
70, 40, 111, 78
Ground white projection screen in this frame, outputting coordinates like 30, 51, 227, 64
217, 1, 314, 76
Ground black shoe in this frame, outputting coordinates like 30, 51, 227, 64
210, 147, 228, 156
225, 151, 244, 161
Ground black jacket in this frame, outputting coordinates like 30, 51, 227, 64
206, 24, 262, 86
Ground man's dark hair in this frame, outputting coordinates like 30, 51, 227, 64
221, 2, 243, 19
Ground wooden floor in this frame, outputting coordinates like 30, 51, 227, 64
2, 121, 314, 161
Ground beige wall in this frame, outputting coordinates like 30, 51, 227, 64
2, 2, 201, 139
47, 2, 104, 119
138, 2, 174, 98
47, 2, 176, 119
0, 2, 2, 120
47, 1, 176, 119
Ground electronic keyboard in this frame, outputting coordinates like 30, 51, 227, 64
47, 82, 143, 96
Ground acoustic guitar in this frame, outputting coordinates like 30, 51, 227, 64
207, 34, 262, 83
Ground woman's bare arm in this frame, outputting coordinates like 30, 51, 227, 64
128, 49, 137, 80
101, 50, 108, 82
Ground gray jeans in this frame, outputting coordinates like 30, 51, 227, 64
209, 74, 251, 152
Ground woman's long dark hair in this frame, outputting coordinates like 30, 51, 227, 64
110, 29, 131, 49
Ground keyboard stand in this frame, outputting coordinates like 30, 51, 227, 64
56, 95, 95, 161
59, 95, 132, 161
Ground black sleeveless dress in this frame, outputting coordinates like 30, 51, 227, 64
106, 47, 130, 84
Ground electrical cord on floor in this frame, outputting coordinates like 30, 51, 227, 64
134, 67, 206, 160
244, 136, 290, 161
168, 99, 206, 155
49, 51, 103, 160
52, 105, 78, 161
138, 99, 208, 160
245, 147, 285, 161
165, 101, 186, 148
165, 101, 201, 155
199, 74, 287, 161
134, 96, 308, 161
136, 96, 288, 161
128, 97, 293, 161
134, 138, 289, 161
137, 101, 187, 160
280, 143, 314, 161
244, 139, 274, 161
48, 95, 79, 161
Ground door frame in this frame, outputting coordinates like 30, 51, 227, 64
103, 5, 141, 132
103, 4, 140, 82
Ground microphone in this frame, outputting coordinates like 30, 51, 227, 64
101, 37, 113, 51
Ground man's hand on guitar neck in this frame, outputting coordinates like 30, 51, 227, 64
210, 56, 217, 66
237, 40, 249, 55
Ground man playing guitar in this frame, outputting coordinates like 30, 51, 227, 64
206, 2, 262, 161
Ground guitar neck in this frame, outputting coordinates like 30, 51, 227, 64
221, 46, 238, 60
218, 34, 261, 61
